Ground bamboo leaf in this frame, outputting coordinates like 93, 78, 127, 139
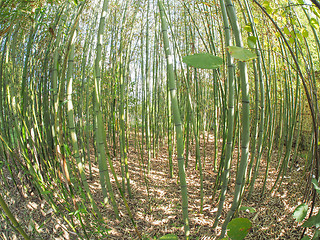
301, 236, 310, 240
263, 1, 273, 14
240, 206, 256, 213
283, 27, 290, 35
227, 218, 252, 240
41, 190, 52, 195
293, 203, 308, 222
302, 29, 309, 38
311, 178, 320, 195
247, 36, 257, 48
310, 18, 319, 28
289, 37, 295, 44
302, 212, 320, 228
312, 229, 320, 240
244, 24, 252, 32
227, 46, 257, 62
296, 32, 303, 41
183, 53, 223, 69
311, 7, 320, 19
69, 0, 78, 5
159, 234, 178, 240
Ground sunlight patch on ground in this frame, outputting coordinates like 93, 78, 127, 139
27, 201, 38, 210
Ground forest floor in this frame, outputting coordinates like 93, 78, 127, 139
0, 132, 318, 239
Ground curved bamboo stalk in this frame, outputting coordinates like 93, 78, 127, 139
213, 0, 235, 228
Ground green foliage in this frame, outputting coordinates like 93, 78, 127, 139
283, 27, 290, 35
311, 7, 320, 19
41, 190, 52, 195
293, 203, 308, 222
182, 53, 223, 69
243, 24, 252, 33
313, 229, 320, 239
0, 0, 48, 30
311, 178, 320, 195
262, 1, 273, 14
302, 212, 320, 228
247, 36, 257, 48
227, 218, 252, 240
293, 179, 320, 239
227, 46, 257, 62
302, 29, 309, 38
310, 18, 319, 29
159, 234, 178, 240
239, 206, 256, 213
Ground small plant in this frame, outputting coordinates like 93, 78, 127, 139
293, 178, 320, 240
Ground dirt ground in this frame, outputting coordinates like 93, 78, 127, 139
0, 133, 318, 239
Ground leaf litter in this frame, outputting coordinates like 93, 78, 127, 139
0, 132, 318, 239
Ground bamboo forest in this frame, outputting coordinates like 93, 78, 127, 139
2, 0, 320, 239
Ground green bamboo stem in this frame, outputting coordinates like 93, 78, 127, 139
66, 24, 102, 220
261, 51, 277, 197
213, 0, 235, 228
241, 0, 265, 197
145, 0, 152, 174
159, 1, 190, 238
254, 0, 319, 183
220, 0, 250, 236
94, 0, 119, 217
0, 192, 30, 240
118, 0, 132, 198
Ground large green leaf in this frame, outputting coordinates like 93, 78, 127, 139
312, 229, 320, 240
227, 218, 252, 240
302, 212, 320, 228
293, 203, 308, 222
227, 46, 257, 62
183, 53, 223, 69
159, 234, 178, 240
